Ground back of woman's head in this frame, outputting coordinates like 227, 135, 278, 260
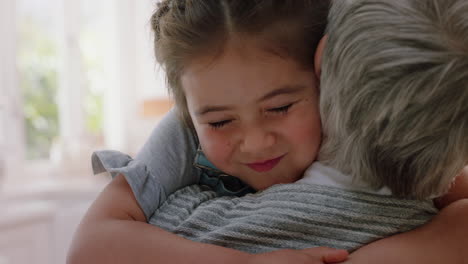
320, 0, 468, 199
151, 0, 330, 127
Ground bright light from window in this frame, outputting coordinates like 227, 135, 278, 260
17, 0, 60, 160
80, 0, 106, 140
17, 0, 107, 160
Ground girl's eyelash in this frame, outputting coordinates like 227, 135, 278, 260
209, 120, 231, 129
269, 103, 293, 113
208, 103, 294, 129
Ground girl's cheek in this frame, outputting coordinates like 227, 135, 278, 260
198, 128, 234, 166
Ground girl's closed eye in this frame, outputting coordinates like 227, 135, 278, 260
268, 103, 294, 114
209, 119, 232, 129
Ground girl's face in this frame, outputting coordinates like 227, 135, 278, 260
182, 42, 321, 190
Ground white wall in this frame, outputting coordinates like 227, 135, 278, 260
0, 185, 104, 264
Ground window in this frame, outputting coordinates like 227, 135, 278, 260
1, 0, 167, 188
17, 0, 61, 161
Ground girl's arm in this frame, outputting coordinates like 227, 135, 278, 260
434, 166, 468, 209
347, 198, 468, 264
67, 174, 347, 264
91, 108, 201, 220
68, 174, 466, 264
67, 174, 250, 264
68, 108, 211, 263
348, 170, 468, 264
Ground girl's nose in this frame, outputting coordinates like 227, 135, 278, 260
239, 126, 276, 154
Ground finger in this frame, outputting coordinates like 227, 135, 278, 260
300, 247, 349, 262
322, 249, 349, 263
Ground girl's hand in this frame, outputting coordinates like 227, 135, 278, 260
434, 166, 468, 209
248, 247, 349, 264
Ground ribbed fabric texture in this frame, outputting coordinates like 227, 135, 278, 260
150, 183, 437, 253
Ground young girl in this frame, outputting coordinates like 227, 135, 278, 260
68, 0, 468, 263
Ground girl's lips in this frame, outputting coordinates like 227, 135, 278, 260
247, 155, 285, 173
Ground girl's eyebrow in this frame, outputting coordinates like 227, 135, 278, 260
257, 85, 306, 102
196, 105, 233, 117
196, 85, 307, 117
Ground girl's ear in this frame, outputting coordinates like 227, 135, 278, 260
314, 35, 328, 79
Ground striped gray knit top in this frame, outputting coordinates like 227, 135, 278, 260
149, 181, 437, 253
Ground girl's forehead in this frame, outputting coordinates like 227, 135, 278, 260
184, 38, 307, 76
181, 44, 318, 112
183, 48, 306, 88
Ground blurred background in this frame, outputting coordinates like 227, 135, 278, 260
0, 0, 171, 263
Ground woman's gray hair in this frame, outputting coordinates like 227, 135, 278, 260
319, 0, 468, 199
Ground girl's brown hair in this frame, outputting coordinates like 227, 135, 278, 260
151, 0, 330, 128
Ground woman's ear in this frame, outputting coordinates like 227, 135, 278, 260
314, 35, 328, 79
